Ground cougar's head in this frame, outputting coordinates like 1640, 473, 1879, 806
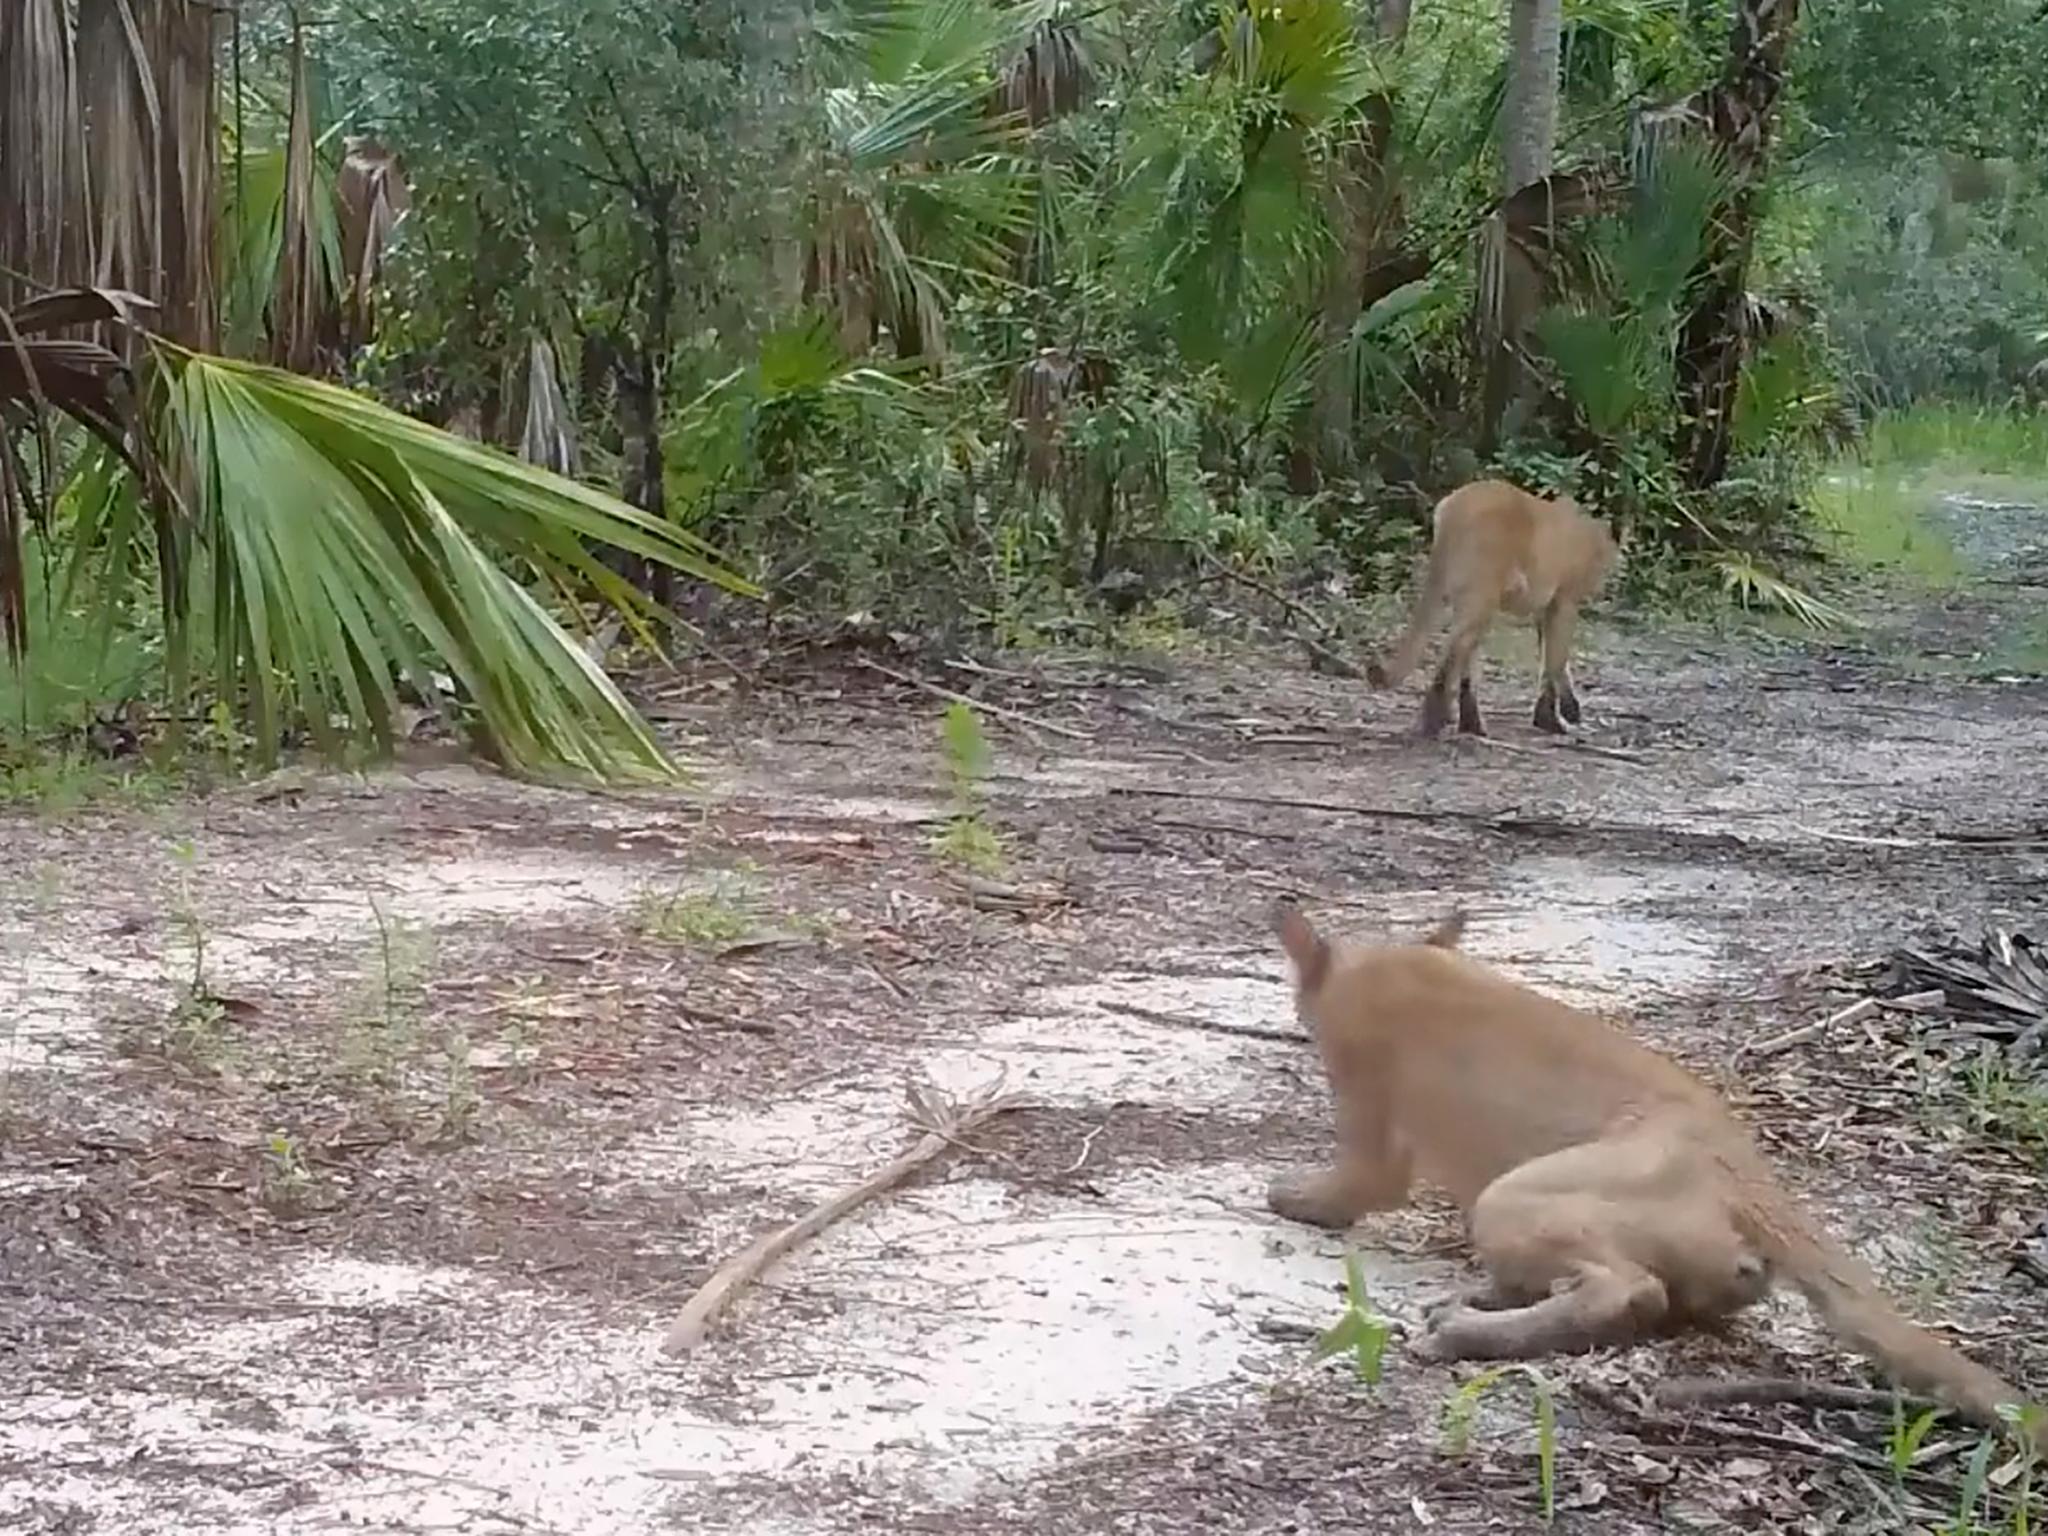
1270, 902, 1468, 1015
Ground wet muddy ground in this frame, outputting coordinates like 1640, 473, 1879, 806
5, 492, 2048, 1534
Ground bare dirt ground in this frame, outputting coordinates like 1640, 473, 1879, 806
5, 492, 2048, 1535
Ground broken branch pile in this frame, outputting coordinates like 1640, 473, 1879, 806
1881, 927, 2048, 1068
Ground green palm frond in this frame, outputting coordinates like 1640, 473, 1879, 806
1224, 0, 1373, 125
1614, 136, 1729, 315
1344, 276, 1445, 417
830, 0, 1039, 86
1733, 330, 1835, 456
1535, 306, 1647, 438
1221, 306, 1321, 432
59, 348, 754, 782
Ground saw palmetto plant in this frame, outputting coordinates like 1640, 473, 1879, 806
0, 0, 748, 781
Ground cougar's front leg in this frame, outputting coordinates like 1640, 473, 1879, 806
1268, 1043, 1411, 1229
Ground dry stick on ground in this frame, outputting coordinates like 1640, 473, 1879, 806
1106, 783, 1745, 849
1095, 998, 1307, 1046
853, 655, 1093, 742
1466, 733, 1650, 767
659, 1082, 1026, 1356
1742, 997, 1880, 1061
1197, 558, 1365, 680
1654, 1376, 1944, 1417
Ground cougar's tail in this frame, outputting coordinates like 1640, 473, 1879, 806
1366, 530, 1449, 688
1741, 1187, 2044, 1452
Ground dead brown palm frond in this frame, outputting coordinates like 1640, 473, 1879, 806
1008, 347, 1076, 493
271, 17, 322, 373
335, 136, 409, 351
63, 0, 221, 352
518, 336, 578, 477
995, 17, 1093, 126
803, 190, 882, 356
0, 0, 86, 306
0, 287, 167, 660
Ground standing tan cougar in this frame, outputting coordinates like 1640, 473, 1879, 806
1266, 903, 2046, 1452
1367, 478, 1617, 737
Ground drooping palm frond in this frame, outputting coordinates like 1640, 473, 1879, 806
1340, 275, 1443, 421
1715, 552, 1855, 631
997, 13, 1094, 125
0, 287, 170, 661
517, 336, 578, 477
28, 332, 755, 782
334, 137, 409, 352
0, 0, 84, 311
73, 0, 224, 350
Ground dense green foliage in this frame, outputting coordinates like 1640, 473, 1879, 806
6, 0, 2047, 769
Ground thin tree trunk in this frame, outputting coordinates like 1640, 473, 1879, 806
1674, 0, 1804, 490
614, 345, 668, 607
1501, 0, 1562, 196
1482, 0, 1562, 445
1378, 0, 1413, 45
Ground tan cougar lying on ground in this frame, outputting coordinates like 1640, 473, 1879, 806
1266, 903, 2046, 1452
1367, 477, 1617, 737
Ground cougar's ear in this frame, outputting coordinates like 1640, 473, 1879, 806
1272, 901, 1330, 992
1422, 908, 1468, 949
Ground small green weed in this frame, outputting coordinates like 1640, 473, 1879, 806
341, 897, 436, 1087
1441, 1363, 1560, 1526
636, 880, 759, 946
159, 839, 233, 1063
1956, 1049, 2048, 1165
260, 1129, 316, 1212
933, 701, 1005, 875
1314, 1251, 1392, 1387
1891, 1399, 1945, 1487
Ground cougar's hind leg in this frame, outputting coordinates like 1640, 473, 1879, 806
1534, 598, 1584, 732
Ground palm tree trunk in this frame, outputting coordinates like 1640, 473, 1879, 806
1674, 0, 1803, 489
1482, 0, 1562, 444
1501, 0, 1561, 196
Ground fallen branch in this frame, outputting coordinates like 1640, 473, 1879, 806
1096, 998, 1307, 1046
853, 655, 1092, 741
1107, 784, 1745, 849
1653, 1376, 1943, 1417
1742, 997, 1879, 1061
1468, 733, 1650, 766
659, 1081, 1025, 1356
1197, 557, 1364, 679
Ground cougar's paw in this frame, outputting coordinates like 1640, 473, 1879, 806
1408, 1318, 1460, 1362
1456, 679, 1487, 736
1417, 687, 1451, 738
1265, 1173, 1359, 1231
1420, 1292, 1470, 1333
